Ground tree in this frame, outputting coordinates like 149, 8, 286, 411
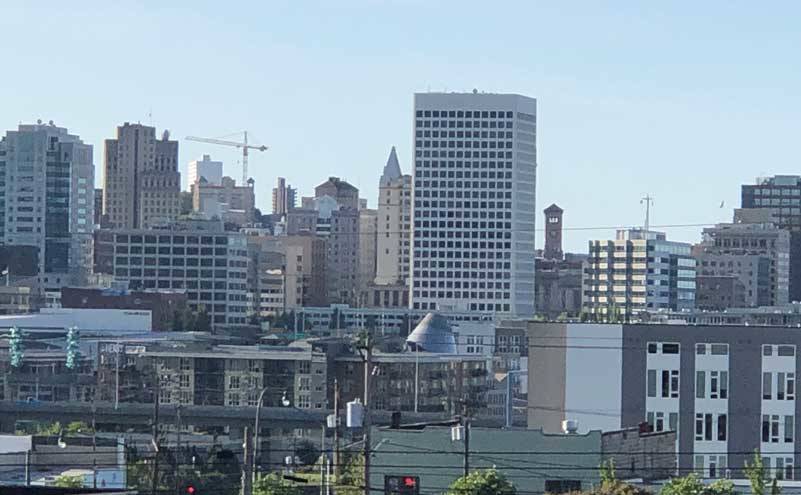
54, 473, 85, 488
599, 459, 616, 485
254, 473, 304, 495
195, 307, 212, 332
9, 326, 23, 368
745, 451, 768, 495
65, 327, 80, 369
447, 469, 516, 495
180, 191, 194, 216
660, 473, 705, 495
64, 421, 93, 435
294, 439, 320, 466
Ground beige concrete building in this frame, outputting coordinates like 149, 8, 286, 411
103, 123, 180, 229
375, 147, 412, 287
192, 175, 256, 226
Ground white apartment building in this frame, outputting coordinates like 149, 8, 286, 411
188, 154, 223, 188
411, 92, 537, 316
0, 122, 95, 290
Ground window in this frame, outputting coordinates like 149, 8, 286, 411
647, 411, 678, 432
180, 358, 191, 371
298, 361, 311, 374
179, 374, 190, 388
764, 372, 772, 400
228, 376, 240, 389
762, 415, 788, 443
647, 370, 657, 397
663, 343, 679, 354
299, 377, 311, 391
696, 371, 705, 398
694, 413, 727, 441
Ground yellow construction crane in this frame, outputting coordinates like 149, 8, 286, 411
185, 132, 268, 185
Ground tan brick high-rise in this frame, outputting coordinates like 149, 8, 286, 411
103, 122, 180, 229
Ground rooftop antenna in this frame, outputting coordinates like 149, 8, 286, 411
641, 195, 654, 232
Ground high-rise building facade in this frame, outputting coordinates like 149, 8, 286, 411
0, 122, 94, 290
93, 219, 249, 327
742, 175, 801, 302
583, 229, 696, 318
375, 147, 412, 286
187, 154, 223, 188
359, 207, 377, 290
694, 222, 790, 308
103, 123, 180, 229
411, 92, 537, 315
272, 177, 297, 216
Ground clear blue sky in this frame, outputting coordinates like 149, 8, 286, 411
3, 1, 801, 252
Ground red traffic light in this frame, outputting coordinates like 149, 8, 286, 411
186, 486, 196, 494
403, 477, 417, 487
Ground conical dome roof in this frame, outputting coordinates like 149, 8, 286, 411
405, 312, 456, 354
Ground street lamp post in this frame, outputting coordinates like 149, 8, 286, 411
253, 388, 290, 482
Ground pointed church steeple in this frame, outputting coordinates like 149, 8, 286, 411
380, 146, 402, 185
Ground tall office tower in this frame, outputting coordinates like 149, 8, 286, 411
543, 204, 564, 261
359, 207, 377, 290
375, 146, 412, 286
103, 122, 180, 229
310, 176, 360, 304
272, 177, 297, 216
583, 229, 696, 319
188, 154, 223, 188
0, 122, 94, 289
742, 175, 801, 302
410, 92, 537, 315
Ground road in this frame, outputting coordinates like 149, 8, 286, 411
0, 400, 502, 432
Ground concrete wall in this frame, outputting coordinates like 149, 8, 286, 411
602, 428, 677, 481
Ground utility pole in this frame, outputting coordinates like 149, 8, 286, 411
92, 401, 97, 489
462, 401, 470, 477
175, 405, 182, 495
242, 427, 253, 495
151, 371, 161, 495
333, 379, 340, 479
362, 334, 373, 495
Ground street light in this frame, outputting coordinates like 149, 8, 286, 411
253, 388, 290, 482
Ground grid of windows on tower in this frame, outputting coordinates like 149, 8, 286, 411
412, 108, 535, 313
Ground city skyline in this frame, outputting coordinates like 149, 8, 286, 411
5, 2, 801, 252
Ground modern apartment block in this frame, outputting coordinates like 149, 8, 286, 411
271, 177, 297, 216
694, 222, 790, 308
742, 175, 801, 302
335, 351, 489, 414
528, 322, 801, 480
0, 122, 94, 290
146, 344, 328, 410
583, 229, 696, 319
103, 123, 180, 229
411, 92, 537, 315
93, 219, 249, 327
375, 146, 412, 286
187, 154, 223, 187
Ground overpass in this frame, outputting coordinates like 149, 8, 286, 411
0, 401, 503, 433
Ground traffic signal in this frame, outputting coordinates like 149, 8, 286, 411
385, 475, 419, 495
186, 485, 196, 494
65, 327, 80, 369
9, 326, 23, 368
